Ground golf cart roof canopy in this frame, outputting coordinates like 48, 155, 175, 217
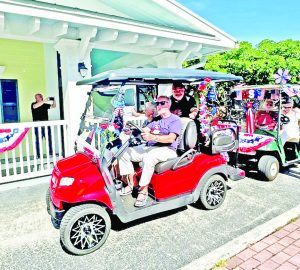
76, 68, 243, 86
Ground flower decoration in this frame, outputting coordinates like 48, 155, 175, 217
198, 81, 207, 92
96, 122, 120, 151
241, 100, 260, 114
91, 123, 120, 153
196, 78, 219, 137
274, 69, 291, 84
197, 77, 213, 93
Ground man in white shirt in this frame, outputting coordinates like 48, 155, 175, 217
281, 100, 300, 145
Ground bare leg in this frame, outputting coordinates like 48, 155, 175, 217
119, 174, 134, 196
121, 174, 134, 187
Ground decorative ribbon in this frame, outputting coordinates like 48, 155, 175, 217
246, 102, 255, 134
239, 133, 274, 153
0, 127, 29, 154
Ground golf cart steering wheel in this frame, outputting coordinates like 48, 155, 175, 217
126, 121, 144, 133
280, 114, 290, 125
126, 121, 146, 146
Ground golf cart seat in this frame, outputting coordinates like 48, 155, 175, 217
154, 118, 197, 174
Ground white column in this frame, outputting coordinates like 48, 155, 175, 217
55, 39, 92, 155
43, 44, 60, 121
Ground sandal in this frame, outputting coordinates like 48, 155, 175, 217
119, 185, 133, 196
134, 191, 148, 207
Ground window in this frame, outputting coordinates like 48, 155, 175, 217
0, 79, 19, 123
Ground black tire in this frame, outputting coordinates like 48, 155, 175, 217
51, 217, 61, 229
60, 204, 111, 255
46, 187, 51, 213
199, 175, 227, 210
258, 155, 279, 181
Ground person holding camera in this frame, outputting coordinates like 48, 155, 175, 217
31, 93, 56, 158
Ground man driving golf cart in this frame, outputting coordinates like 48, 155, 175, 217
255, 99, 277, 131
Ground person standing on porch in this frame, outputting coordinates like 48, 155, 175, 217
31, 93, 56, 158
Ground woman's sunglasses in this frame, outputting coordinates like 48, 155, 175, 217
155, 101, 168, 106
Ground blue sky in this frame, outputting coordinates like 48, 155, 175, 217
177, 0, 300, 45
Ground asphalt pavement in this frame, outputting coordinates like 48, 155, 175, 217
0, 170, 299, 270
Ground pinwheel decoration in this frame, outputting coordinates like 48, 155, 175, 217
274, 69, 291, 84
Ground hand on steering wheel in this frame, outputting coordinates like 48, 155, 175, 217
126, 121, 146, 145
126, 121, 144, 133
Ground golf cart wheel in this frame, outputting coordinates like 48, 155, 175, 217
60, 204, 111, 255
46, 187, 51, 213
258, 155, 279, 181
199, 175, 227, 210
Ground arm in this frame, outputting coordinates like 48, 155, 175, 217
189, 96, 198, 119
32, 97, 56, 109
142, 117, 181, 143
189, 107, 198, 119
142, 132, 177, 143
51, 97, 56, 109
294, 108, 300, 119
32, 101, 45, 109
131, 108, 143, 117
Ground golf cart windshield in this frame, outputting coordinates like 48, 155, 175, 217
75, 85, 126, 158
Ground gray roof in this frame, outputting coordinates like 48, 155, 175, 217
77, 68, 243, 86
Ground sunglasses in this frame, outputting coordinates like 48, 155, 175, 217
155, 101, 169, 106
283, 106, 292, 109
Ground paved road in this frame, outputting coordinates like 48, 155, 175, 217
0, 171, 299, 270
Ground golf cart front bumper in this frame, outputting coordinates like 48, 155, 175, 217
227, 165, 245, 181
47, 199, 65, 227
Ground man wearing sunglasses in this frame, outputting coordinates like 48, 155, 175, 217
170, 82, 198, 119
118, 96, 181, 207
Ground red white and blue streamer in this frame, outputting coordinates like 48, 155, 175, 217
0, 127, 29, 154
239, 133, 274, 153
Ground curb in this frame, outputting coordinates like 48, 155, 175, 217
180, 204, 300, 270
0, 176, 50, 192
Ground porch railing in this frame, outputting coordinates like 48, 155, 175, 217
0, 120, 67, 184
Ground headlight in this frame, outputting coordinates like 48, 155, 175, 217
60, 177, 75, 186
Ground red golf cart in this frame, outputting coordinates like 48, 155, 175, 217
47, 68, 244, 255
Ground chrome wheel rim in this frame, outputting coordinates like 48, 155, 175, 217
70, 214, 106, 250
206, 180, 225, 206
270, 163, 278, 177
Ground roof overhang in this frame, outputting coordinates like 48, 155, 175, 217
0, 0, 239, 62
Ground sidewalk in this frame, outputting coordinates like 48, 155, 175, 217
215, 218, 300, 270
180, 205, 300, 270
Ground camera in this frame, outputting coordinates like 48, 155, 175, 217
49, 97, 55, 101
